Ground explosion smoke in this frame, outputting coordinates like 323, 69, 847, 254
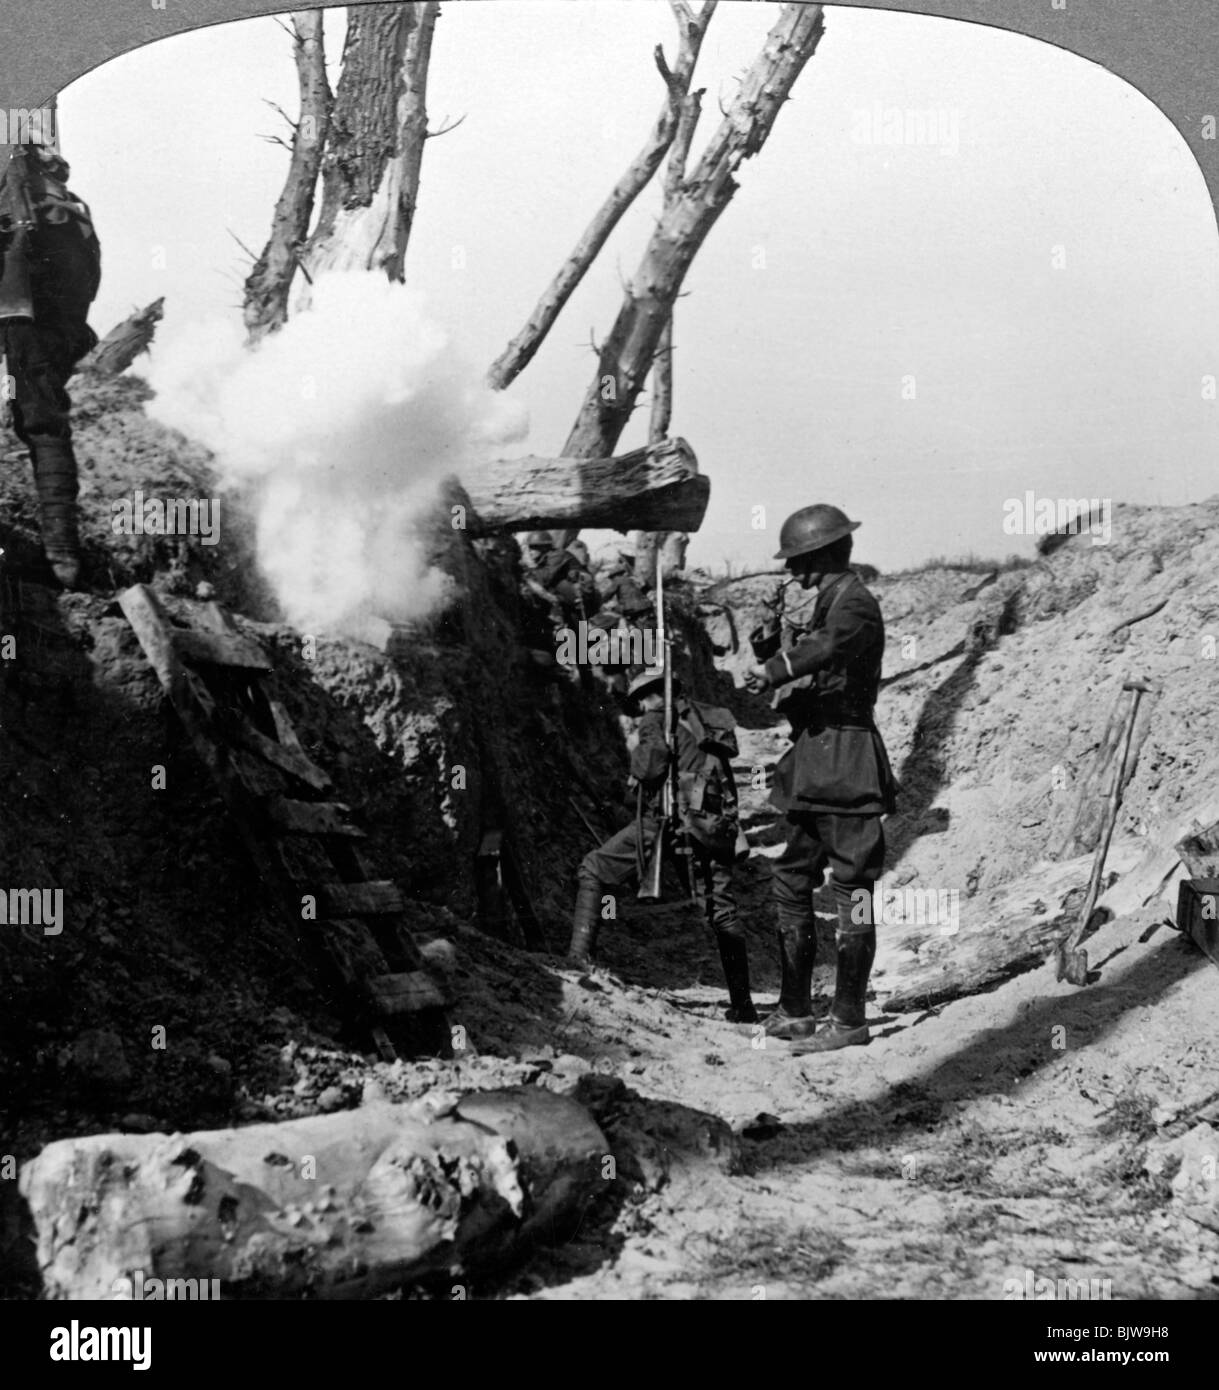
147, 275, 528, 634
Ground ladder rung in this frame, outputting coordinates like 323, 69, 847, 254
366, 971, 446, 1015
266, 797, 366, 838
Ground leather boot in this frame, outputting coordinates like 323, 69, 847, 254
793, 890, 875, 1055
567, 875, 602, 968
716, 933, 757, 1024
764, 916, 817, 1038
29, 436, 82, 589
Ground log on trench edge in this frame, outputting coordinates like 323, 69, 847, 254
456, 436, 709, 536
19, 1088, 607, 1300
874, 840, 1146, 1014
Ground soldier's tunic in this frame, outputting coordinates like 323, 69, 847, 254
0, 146, 100, 445
753, 569, 896, 919
578, 701, 741, 942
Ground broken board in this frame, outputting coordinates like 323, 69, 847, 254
118, 584, 449, 1061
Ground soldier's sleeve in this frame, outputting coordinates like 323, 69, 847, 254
763, 586, 880, 687
629, 712, 670, 784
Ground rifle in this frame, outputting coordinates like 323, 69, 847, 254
0, 145, 37, 323
637, 552, 694, 901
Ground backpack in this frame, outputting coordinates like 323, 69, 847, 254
676, 700, 746, 864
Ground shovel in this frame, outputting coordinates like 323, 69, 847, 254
1054, 677, 1152, 985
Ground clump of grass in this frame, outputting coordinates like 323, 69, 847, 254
703, 1221, 850, 1285
1098, 1088, 1158, 1143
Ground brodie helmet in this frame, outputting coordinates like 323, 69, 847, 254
773, 504, 860, 561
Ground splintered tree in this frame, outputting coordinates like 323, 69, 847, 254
243, 1, 442, 340
243, 11, 331, 342
561, 3, 825, 466
302, 1, 442, 283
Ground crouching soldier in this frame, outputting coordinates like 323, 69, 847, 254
0, 142, 101, 588
745, 504, 896, 1053
567, 668, 757, 1023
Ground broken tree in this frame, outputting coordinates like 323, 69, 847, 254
20, 1089, 607, 1299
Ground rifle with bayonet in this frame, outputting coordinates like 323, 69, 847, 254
0, 144, 38, 324
638, 551, 694, 901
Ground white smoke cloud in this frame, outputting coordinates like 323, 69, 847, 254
146, 274, 528, 634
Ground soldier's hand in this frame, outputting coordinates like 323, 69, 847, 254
744, 663, 772, 694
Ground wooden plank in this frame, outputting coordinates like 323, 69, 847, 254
229, 710, 332, 793
267, 797, 366, 839
118, 584, 181, 690
1176, 819, 1219, 878
172, 626, 273, 673
365, 970, 447, 1016
318, 881, 404, 916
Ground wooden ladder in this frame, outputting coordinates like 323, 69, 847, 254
119, 584, 449, 1062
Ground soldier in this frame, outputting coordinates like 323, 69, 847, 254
567, 667, 757, 1024
0, 141, 100, 588
599, 545, 652, 622
745, 504, 896, 1053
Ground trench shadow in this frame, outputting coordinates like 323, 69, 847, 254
748, 930, 1210, 1175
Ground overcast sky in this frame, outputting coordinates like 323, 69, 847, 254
60, 2, 1219, 573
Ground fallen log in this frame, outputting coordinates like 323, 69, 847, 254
456, 436, 709, 537
74, 298, 164, 379
874, 841, 1145, 1013
19, 1088, 607, 1300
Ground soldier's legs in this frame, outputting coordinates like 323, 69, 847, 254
795, 813, 885, 1054
766, 813, 829, 1035
691, 849, 756, 1023
567, 820, 655, 966
3, 320, 83, 588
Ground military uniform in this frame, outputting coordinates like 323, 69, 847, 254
750, 504, 897, 1050
569, 682, 756, 1021
0, 144, 100, 587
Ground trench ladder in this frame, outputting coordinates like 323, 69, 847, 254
118, 584, 449, 1061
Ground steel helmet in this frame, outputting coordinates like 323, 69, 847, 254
625, 666, 666, 711
526, 531, 555, 551
773, 504, 860, 561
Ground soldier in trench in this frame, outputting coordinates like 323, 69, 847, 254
745, 504, 897, 1053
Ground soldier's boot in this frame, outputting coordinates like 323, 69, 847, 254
716, 933, 757, 1024
567, 873, 602, 968
763, 916, 818, 1038
793, 893, 875, 1055
30, 435, 83, 589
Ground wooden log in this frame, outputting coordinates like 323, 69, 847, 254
74, 299, 164, 378
266, 796, 365, 839
18, 1090, 608, 1300
365, 970, 446, 1015
1055, 688, 1152, 858
456, 436, 709, 537
318, 881, 404, 917
874, 841, 1145, 1013
229, 711, 332, 793
172, 627, 274, 673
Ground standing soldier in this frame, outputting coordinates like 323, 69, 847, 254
745, 505, 896, 1052
567, 667, 757, 1024
0, 140, 100, 588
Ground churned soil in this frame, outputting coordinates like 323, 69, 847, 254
3, 372, 1218, 1298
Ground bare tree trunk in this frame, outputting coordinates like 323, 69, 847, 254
301, 1, 440, 285
487, 1, 717, 393
631, 47, 706, 577
562, 4, 825, 474
243, 11, 331, 342
73, 299, 163, 378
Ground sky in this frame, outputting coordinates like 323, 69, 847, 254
58, 1, 1219, 573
